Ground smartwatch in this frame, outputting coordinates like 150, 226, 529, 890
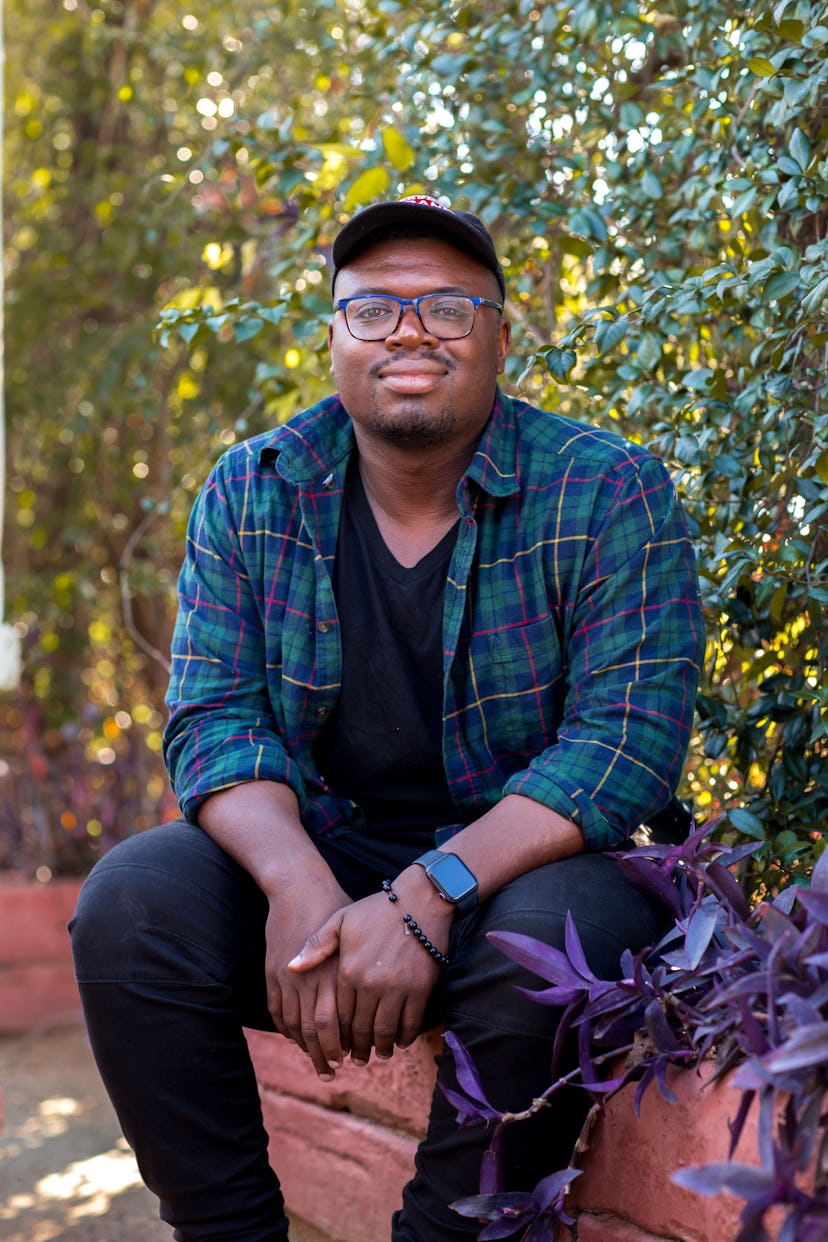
414, 849, 478, 918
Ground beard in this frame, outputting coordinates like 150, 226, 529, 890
365, 401, 456, 449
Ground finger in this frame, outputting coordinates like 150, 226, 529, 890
372, 996, 402, 1062
314, 979, 344, 1071
349, 995, 379, 1068
288, 913, 343, 973
279, 985, 308, 1054
336, 981, 356, 1056
300, 1012, 339, 1082
266, 977, 286, 1037
396, 993, 426, 1051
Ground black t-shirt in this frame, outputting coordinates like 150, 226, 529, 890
314, 458, 460, 844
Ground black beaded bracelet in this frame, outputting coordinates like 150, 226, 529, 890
381, 880, 451, 968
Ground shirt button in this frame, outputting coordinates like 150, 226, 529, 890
314, 706, 329, 719
317, 621, 330, 634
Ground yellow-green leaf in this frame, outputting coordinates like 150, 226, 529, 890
748, 56, 776, 78
382, 126, 416, 172
344, 166, 391, 211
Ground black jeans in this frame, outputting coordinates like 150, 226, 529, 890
69, 820, 667, 1242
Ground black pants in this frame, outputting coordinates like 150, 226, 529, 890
69, 820, 667, 1241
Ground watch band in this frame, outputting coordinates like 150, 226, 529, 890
414, 849, 478, 918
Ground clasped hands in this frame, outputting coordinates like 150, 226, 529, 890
267, 873, 453, 1081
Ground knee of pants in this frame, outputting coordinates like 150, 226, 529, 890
70, 822, 263, 986
443, 852, 669, 1036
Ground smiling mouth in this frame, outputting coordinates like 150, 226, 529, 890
374, 358, 451, 395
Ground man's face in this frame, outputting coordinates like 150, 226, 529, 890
328, 236, 510, 454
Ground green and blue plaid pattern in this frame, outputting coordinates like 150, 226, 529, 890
164, 391, 703, 852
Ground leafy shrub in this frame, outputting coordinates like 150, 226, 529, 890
446, 828, 828, 1241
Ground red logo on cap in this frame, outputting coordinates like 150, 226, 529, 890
400, 195, 449, 211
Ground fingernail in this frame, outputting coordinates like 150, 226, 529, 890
319, 1071, 335, 1082
287, 954, 302, 968
376, 1052, 392, 1061
351, 1057, 367, 1067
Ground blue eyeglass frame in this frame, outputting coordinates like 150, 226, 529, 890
335, 293, 504, 340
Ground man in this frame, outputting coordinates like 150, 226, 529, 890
71, 195, 703, 1241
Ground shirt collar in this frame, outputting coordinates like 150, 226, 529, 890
257, 387, 520, 497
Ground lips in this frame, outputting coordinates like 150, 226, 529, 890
375, 359, 448, 395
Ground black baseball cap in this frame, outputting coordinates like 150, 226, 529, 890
331, 194, 506, 299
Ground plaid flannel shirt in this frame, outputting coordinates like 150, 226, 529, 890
163, 390, 703, 852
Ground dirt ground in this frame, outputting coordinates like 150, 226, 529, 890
0, 1022, 329, 1242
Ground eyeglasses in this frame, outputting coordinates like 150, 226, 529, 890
335, 293, 503, 341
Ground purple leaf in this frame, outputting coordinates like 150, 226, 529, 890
772, 886, 799, 915
615, 853, 683, 916
763, 1021, 828, 1073
704, 860, 751, 921
811, 847, 828, 894
564, 911, 598, 983
480, 1126, 504, 1194
531, 1167, 582, 1212
444, 1031, 500, 1114
439, 1086, 493, 1128
479, 1219, 537, 1241
727, 1089, 755, 1159
514, 983, 587, 1007
737, 998, 769, 1057
672, 1162, 773, 1197
684, 899, 720, 968
796, 890, 828, 926
454, 1192, 531, 1232
487, 930, 587, 990
644, 997, 680, 1052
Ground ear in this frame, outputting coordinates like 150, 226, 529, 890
496, 316, 511, 375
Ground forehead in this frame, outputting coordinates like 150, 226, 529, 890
335, 236, 500, 298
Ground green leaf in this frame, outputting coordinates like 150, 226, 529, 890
728, 808, 767, 838
749, 56, 777, 77
594, 317, 627, 354
641, 170, 662, 200
179, 321, 201, 345
764, 271, 800, 301
233, 318, 265, 342
637, 332, 662, 371
815, 452, 828, 486
789, 126, 811, 171
542, 346, 577, 383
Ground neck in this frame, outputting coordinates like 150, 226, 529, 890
354, 433, 473, 524
352, 435, 474, 568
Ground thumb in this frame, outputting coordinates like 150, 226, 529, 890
287, 912, 343, 972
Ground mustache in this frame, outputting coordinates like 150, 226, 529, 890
368, 351, 457, 377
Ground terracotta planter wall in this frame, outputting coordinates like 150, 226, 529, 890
0, 876, 83, 1033
246, 1033, 780, 1242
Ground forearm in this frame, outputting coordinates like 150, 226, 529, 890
395, 793, 583, 912
197, 780, 343, 904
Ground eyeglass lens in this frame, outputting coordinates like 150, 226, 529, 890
344, 295, 478, 340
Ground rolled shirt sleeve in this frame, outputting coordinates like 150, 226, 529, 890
163, 449, 307, 823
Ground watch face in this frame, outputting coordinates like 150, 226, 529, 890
429, 853, 477, 901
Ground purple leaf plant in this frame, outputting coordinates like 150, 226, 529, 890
447, 824, 828, 1241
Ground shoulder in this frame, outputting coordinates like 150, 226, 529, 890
507, 396, 657, 477
210, 395, 352, 485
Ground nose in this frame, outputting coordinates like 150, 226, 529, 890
386, 303, 437, 347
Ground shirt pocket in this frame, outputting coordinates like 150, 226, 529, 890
482, 616, 566, 754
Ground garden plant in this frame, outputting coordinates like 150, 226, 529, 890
446, 824, 828, 1241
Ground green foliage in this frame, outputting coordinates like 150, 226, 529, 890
4, 0, 826, 885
